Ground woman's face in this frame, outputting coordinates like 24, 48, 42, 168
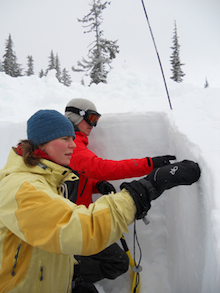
39, 136, 76, 166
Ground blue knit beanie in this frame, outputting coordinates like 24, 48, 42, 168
27, 110, 75, 146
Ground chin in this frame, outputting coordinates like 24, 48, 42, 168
60, 159, 70, 166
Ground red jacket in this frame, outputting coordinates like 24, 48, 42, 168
69, 131, 154, 181
76, 173, 99, 207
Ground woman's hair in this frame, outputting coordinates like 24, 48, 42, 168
18, 140, 42, 167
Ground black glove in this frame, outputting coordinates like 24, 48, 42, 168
72, 281, 99, 293
142, 160, 201, 199
151, 155, 176, 168
120, 179, 155, 220
120, 160, 200, 220
97, 181, 116, 195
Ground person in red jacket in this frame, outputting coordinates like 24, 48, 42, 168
64, 99, 176, 292
65, 98, 176, 206
70, 172, 116, 208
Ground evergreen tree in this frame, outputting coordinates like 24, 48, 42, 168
13, 56, 23, 77
0, 60, 3, 72
204, 77, 209, 88
26, 55, 34, 76
72, 0, 119, 85
170, 21, 185, 83
2, 34, 23, 77
61, 68, 72, 87
39, 69, 45, 78
2, 34, 15, 76
55, 53, 61, 82
46, 50, 56, 73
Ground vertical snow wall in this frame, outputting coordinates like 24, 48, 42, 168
0, 112, 218, 292
89, 112, 219, 293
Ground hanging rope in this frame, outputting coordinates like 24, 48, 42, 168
140, 0, 173, 110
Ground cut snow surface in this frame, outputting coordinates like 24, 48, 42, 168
0, 66, 220, 292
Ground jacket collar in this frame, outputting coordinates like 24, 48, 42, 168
76, 131, 89, 147
16, 144, 57, 164
0, 148, 76, 189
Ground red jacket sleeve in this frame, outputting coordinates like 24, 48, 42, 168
69, 132, 153, 181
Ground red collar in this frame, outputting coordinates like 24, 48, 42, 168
76, 131, 89, 146
16, 144, 56, 163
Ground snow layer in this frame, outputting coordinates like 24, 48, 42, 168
0, 66, 220, 292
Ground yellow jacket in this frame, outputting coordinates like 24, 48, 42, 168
0, 148, 136, 293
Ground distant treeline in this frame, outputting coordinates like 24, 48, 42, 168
0, 34, 72, 87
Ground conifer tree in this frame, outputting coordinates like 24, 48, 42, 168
46, 50, 56, 73
55, 53, 61, 82
0, 60, 3, 72
26, 55, 34, 76
13, 56, 23, 77
2, 34, 23, 77
170, 21, 185, 83
61, 68, 72, 87
39, 69, 45, 78
72, 0, 119, 85
204, 77, 209, 88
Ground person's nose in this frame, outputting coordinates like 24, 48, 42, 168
70, 140, 76, 149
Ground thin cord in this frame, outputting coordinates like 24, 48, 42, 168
140, 0, 173, 110
133, 219, 142, 290
133, 219, 142, 267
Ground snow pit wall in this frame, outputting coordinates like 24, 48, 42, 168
0, 112, 219, 292
89, 112, 219, 293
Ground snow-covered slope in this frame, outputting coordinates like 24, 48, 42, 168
0, 67, 220, 292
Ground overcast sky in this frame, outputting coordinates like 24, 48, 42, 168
1, 0, 220, 87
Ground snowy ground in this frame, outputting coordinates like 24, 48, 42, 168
0, 66, 220, 292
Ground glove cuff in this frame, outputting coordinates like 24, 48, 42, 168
96, 180, 103, 190
120, 180, 152, 220
138, 178, 157, 201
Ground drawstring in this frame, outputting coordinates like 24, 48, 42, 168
60, 183, 69, 199
11, 242, 21, 276
40, 266, 44, 281
35, 266, 44, 293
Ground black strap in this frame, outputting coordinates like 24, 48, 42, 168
146, 157, 152, 167
65, 106, 85, 117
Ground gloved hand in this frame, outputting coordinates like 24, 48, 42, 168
151, 155, 176, 168
97, 181, 116, 195
142, 160, 201, 199
120, 160, 200, 220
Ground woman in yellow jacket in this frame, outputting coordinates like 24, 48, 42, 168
0, 109, 200, 293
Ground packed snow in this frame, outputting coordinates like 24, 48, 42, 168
0, 65, 220, 292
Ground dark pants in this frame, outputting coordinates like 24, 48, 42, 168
73, 242, 129, 284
